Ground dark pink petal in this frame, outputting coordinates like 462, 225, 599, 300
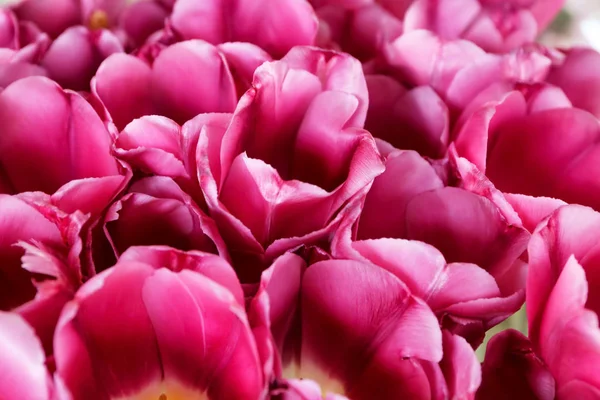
547, 48, 600, 119
277, 379, 350, 400
120, 0, 169, 47
119, 245, 243, 305
42, 26, 123, 91
54, 264, 162, 399
15, 0, 80, 37
150, 40, 237, 124
0, 195, 63, 310
476, 329, 555, 400
170, 0, 318, 58
0, 76, 119, 194
92, 53, 154, 130
358, 149, 444, 239
105, 176, 225, 257
299, 259, 443, 398
487, 108, 600, 205
440, 331, 481, 399
142, 268, 265, 399
365, 75, 449, 158
0, 312, 52, 399
405, 187, 526, 274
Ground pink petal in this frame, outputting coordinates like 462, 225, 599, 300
142, 268, 265, 398
42, 26, 123, 91
92, 53, 154, 130
0, 312, 52, 399
105, 176, 223, 257
300, 260, 443, 396
15, 0, 81, 38
477, 329, 555, 400
440, 331, 481, 399
0, 76, 118, 194
358, 149, 444, 239
54, 264, 162, 399
150, 40, 237, 124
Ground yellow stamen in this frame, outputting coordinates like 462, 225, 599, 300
88, 10, 110, 30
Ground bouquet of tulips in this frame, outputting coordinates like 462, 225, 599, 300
1, 0, 599, 398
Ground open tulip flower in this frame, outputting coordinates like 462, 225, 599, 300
2, 0, 600, 398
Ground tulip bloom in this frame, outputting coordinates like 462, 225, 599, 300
93, 40, 269, 129
250, 253, 481, 399
0, 76, 121, 195
54, 247, 265, 399
454, 78, 600, 213
404, 0, 565, 53
527, 205, 600, 397
170, 0, 318, 57
197, 47, 384, 281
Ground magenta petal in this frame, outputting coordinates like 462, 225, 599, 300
115, 116, 189, 179
15, 0, 80, 38
54, 264, 162, 399
93, 53, 154, 130
105, 176, 223, 257
548, 48, 600, 119
41, 26, 123, 91
150, 40, 237, 123
0, 195, 63, 310
405, 186, 528, 275
476, 329, 555, 400
487, 108, 600, 201
119, 245, 243, 305
300, 260, 443, 396
504, 193, 567, 232
440, 331, 481, 399
0, 76, 118, 194
219, 153, 331, 247
0, 312, 52, 399
358, 150, 444, 240
142, 268, 265, 398
217, 42, 272, 96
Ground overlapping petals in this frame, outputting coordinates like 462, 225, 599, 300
198, 46, 384, 280
55, 248, 264, 400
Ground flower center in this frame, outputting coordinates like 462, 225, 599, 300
116, 381, 208, 400
88, 10, 110, 30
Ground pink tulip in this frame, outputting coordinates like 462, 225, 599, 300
547, 47, 600, 119
476, 329, 555, 400
456, 84, 600, 212
527, 205, 600, 398
54, 249, 265, 399
404, 0, 565, 53
197, 47, 384, 281
381, 30, 551, 111
0, 312, 53, 399
170, 0, 318, 58
0, 76, 120, 194
93, 40, 268, 129
250, 253, 481, 399
41, 26, 123, 90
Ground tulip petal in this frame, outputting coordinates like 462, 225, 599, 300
0, 77, 118, 194
0, 312, 52, 400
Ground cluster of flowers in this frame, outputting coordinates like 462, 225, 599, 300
1, 0, 600, 398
